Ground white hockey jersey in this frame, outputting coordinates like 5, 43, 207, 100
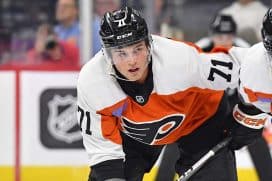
77, 35, 243, 166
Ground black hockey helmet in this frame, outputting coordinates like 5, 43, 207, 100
262, 8, 272, 54
210, 14, 237, 34
99, 6, 150, 49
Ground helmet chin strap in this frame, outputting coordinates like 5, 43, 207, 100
108, 48, 152, 82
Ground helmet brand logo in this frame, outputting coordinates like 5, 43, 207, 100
117, 32, 133, 40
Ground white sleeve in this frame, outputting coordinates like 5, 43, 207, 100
238, 43, 272, 113
77, 83, 125, 166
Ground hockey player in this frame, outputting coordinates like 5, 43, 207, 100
196, 14, 250, 52
238, 8, 272, 114
77, 6, 268, 181
234, 8, 272, 181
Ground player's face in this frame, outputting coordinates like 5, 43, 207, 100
110, 41, 149, 83
212, 34, 234, 48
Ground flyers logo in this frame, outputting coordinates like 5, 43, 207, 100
121, 114, 185, 145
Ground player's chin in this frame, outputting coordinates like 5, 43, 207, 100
127, 76, 139, 81
126, 73, 141, 81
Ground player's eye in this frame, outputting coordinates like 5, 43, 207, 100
118, 52, 127, 58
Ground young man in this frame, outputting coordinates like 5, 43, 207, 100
77, 6, 268, 181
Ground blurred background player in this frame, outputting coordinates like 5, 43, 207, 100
219, 0, 268, 44
196, 14, 250, 51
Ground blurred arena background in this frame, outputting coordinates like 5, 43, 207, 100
1, 0, 272, 180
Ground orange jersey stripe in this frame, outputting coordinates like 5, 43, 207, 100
210, 46, 231, 53
244, 87, 272, 112
244, 87, 272, 102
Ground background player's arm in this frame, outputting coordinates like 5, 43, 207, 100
229, 44, 271, 149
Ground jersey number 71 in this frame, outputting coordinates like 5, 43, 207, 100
208, 59, 233, 82
78, 106, 92, 135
